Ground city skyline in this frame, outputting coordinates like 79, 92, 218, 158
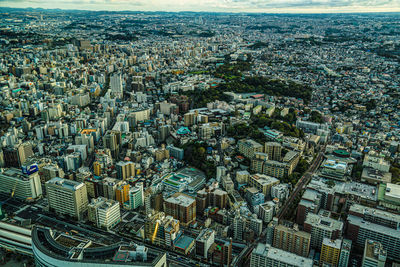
1, 0, 400, 13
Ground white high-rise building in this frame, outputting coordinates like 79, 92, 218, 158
88, 197, 121, 230
110, 73, 123, 98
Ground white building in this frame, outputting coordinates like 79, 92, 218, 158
88, 197, 121, 230
0, 168, 42, 200
128, 182, 144, 210
250, 243, 313, 267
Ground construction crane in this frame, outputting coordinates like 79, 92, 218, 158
151, 221, 159, 243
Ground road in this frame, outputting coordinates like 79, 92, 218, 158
277, 151, 325, 222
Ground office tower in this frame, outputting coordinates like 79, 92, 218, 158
46, 177, 88, 221
362, 240, 386, 267
196, 229, 215, 258
87, 197, 121, 230
116, 161, 135, 180
320, 238, 341, 266
265, 142, 282, 161
303, 213, 343, 249
338, 239, 352, 267
110, 73, 123, 97
272, 224, 311, 257
129, 182, 144, 210
238, 139, 263, 159
164, 192, 196, 226
346, 204, 400, 259
144, 211, 180, 247
250, 243, 313, 267
0, 168, 42, 200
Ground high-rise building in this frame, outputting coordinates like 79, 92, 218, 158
250, 243, 313, 267
0, 167, 42, 200
110, 73, 123, 98
115, 183, 130, 206
196, 229, 215, 258
88, 197, 121, 230
362, 240, 387, 267
346, 204, 400, 259
128, 182, 144, 210
144, 211, 180, 247
265, 142, 282, 161
3, 143, 33, 167
320, 238, 341, 267
164, 192, 196, 226
338, 239, 352, 267
238, 139, 263, 159
46, 177, 88, 221
272, 224, 311, 257
248, 174, 279, 198
103, 130, 121, 158
116, 161, 135, 180
184, 112, 196, 127
196, 187, 228, 214
303, 213, 343, 250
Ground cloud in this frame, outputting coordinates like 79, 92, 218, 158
1, 0, 399, 12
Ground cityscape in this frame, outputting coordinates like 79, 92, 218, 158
0, 5, 399, 267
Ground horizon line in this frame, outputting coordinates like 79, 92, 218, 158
2, 6, 400, 15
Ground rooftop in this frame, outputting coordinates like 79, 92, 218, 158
253, 243, 313, 267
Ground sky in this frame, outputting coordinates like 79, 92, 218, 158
1, 0, 400, 13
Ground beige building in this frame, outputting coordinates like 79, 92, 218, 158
273, 224, 311, 257
248, 174, 279, 198
238, 139, 263, 159
46, 177, 88, 220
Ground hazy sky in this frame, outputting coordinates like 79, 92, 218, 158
1, 0, 399, 13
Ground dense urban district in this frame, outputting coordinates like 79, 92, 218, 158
0, 8, 399, 267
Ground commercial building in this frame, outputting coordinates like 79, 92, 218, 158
377, 183, 400, 211
144, 211, 180, 247
258, 202, 274, 223
88, 197, 121, 230
250, 243, 313, 267
32, 226, 167, 267
238, 139, 263, 159
346, 204, 400, 259
320, 238, 341, 267
196, 187, 228, 214
363, 152, 390, 172
45, 177, 88, 221
0, 167, 42, 200
362, 240, 386, 267
361, 168, 392, 185
248, 174, 279, 198
128, 182, 144, 210
264, 142, 282, 161
272, 224, 311, 257
164, 192, 196, 226
196, 229, 215, 258
115, 161, 135, 180
320, 159, 348, 181
303, 213, 343, 249
338, 239, 352, 267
